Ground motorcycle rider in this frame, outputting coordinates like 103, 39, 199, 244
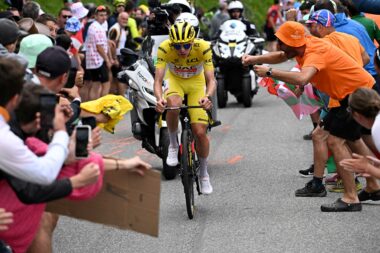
154, 21, 216, 194
227, 0, 259, 37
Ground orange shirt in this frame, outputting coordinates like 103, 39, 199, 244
323, 32, 366, 107
296, 36, 375, 101
324, 32, 364, 66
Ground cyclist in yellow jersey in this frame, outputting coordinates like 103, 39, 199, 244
154, 21, 216, 194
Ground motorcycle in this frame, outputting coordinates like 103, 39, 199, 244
117, 35, 178, 180
212, 19, 265, 108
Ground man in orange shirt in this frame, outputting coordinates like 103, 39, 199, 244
294, 10, 380, 203
243, 21, 375, 212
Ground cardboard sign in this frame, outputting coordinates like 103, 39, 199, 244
46, 169, 161, 237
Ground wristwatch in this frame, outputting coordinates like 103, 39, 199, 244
266, 67, 273, 77
206, 94, 212, 101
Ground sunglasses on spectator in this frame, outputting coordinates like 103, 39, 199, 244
62, 15, 72, 19
172, 43, 192, 50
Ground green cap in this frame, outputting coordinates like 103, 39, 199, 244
18, 34, 53, 69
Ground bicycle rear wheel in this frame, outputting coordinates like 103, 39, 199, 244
181, 129, 195, 219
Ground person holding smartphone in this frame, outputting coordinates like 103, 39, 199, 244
1, 83, 152, 252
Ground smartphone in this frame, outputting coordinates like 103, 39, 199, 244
75, 125, 91, 159
39, 94, 57, 129
81, 116, 97, 130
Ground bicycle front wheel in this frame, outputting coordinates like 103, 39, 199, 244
181, 129, 195, 219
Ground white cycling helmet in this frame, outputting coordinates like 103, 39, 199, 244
168, 0, 192, 13
176, 12, 199, 37
228, 1, 244, 11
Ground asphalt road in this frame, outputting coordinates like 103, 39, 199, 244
53, 62, 380, 253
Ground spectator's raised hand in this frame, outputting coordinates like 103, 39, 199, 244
340, 153, 373, 177
70, 163, 100, 188
120, 156, 152, 176
53, 105, 67, 132
92, 127, 102, 149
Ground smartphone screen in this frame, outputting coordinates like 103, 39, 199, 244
75, 126, 90, 158
39, 94, 57, 129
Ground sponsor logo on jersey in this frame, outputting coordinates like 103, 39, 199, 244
174, 66, 198, 73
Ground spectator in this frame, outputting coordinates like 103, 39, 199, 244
70, 2, 89, 47
64, 17, 83, 71
243, 21, 376, 212
84, 5, 111, 100
209, 0, 229, 39
341, 87, 380, 182
56, 7, 72, 35
18, 34, 53, 70
22, 1, 40, 20
6, 84, 149, 253
314, 0, 379, 92
0, 19, 26, 54
341, 0, 380, 45
264, 0, 284, 52
108, 0, 126, 28
36, 14, 58, 39
108, 12, 130, 96
0, 56, 69, 185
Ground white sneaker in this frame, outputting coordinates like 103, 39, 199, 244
200, 177, 213, 195
166, 146, 179, 166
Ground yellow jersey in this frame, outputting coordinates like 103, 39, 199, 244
155, 38, 214, 79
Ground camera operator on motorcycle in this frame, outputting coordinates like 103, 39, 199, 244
154, 21, 216, 194
227, 0, 259, 37
147, 0, 192, 35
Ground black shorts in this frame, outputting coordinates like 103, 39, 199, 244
320, 96, 362, 141
84, 62, 109, 83
111, 64, 122, 78
264, 26, 276, 42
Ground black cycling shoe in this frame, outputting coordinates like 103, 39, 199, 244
321, 198, 362, 212
358, 189, 380, 202
299, 164, 314, 177
295, 180, 327, 197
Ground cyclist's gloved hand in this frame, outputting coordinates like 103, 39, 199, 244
156, 98, 167, 113
199, 96, 212, 110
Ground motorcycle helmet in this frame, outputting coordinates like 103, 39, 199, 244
169, 21, 196, 44
168, 0, 192, 13
175, 13, 199, 37
228, 1, 244, 18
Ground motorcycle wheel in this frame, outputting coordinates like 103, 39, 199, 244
160, 128, 178, 180
217, 78, 228, 108
241, 77, 252, 108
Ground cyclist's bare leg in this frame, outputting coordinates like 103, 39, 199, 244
192, 123, 209, 178
192, 123, 209, 158
166, 95, 182, 147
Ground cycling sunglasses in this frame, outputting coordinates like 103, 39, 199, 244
62, 15, 72, 19
172, 43, 192, 50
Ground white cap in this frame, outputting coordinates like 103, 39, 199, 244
71, 2, 89, 19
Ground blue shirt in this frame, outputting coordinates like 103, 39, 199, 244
353, 0, 380, 14
334, 13, 377, 76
